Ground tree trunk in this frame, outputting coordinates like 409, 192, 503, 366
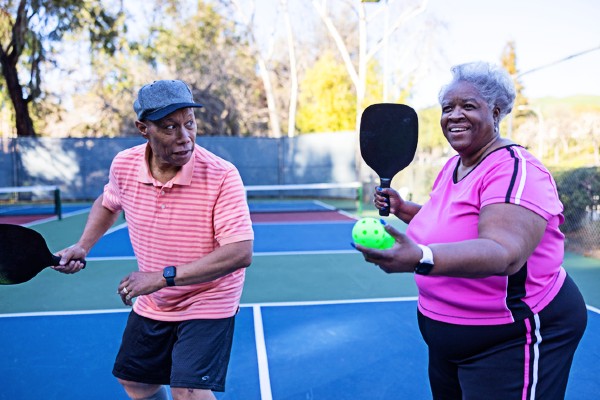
0, 0, 36, 137
282, 0, 298, 138
0, 55, 35, 136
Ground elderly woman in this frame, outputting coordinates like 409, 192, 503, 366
355, 62, 587, 399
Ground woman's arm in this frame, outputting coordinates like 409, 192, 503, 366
356, 203, 547, 278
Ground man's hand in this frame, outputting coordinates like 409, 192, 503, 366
52, 245, 88, 274
117, 271, 165, 306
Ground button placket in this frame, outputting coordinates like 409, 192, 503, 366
158, 187, 167, 210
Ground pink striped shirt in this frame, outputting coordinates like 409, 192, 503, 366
408, 145, 566, 325
102, 143, 254, 321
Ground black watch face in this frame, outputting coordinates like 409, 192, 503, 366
415, 262, 433, 275
164, 267, 175, 278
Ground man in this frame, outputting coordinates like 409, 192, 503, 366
54, 79, 254, 400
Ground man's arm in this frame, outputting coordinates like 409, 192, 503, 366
116, 240, 253, 306
53, 194, 120, 273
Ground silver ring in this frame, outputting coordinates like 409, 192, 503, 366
122, 287, 129, 295
126, 294, 131, 301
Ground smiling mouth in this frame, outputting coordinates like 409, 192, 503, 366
449, 127, 469, 132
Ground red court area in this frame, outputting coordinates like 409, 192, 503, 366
250, 210, 356, 223
0, 215, 51, 225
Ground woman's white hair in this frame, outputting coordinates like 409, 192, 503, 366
438, 61, 516, 122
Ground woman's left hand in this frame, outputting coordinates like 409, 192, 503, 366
354, 222, 423, 274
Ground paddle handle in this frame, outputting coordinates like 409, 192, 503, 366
379, 178, 392, 216
50, 254, 86, 269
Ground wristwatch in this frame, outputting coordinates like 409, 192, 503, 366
163, 266, 177, 286
414, 244, 434, 275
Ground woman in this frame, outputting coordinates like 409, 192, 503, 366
355, 62, 587, 399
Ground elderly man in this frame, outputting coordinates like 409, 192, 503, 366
55, 80, 254, 400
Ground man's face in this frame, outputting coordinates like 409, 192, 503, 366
137, 108, 197, 168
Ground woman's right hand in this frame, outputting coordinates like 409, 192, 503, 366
374, 186, 404, 216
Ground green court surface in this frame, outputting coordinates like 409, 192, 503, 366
1, 234, 598, 314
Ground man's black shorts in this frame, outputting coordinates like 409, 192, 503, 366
112, 311, 236, 392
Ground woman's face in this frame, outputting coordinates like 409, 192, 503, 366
440, 81, 499, 159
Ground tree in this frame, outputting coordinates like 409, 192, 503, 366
311, 0, 429, 131
296, 51, 355, 133
501, 41, 529, 136
281, 0, 298, 137
296, 50, 382, 133
0, 0, 122, 137
145, 0, 264, 136
227, 0, 283, 137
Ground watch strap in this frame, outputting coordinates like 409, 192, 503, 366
415, 244, 434, 275
163, 266, 176, 286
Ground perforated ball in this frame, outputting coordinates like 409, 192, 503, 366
352, 218, 394, 250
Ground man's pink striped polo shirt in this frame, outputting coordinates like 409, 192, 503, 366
102, 143, 254, 321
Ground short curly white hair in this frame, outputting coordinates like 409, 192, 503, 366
438, 61, 516, 122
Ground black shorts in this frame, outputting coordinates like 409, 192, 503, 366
112, 311, 236, 392
417, 274, 587, 400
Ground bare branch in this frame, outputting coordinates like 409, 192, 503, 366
366, 0, 429, 60
311, 0, 359, 87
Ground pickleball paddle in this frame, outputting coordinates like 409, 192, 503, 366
360, 103, 418, 216
0, 224, 85, 284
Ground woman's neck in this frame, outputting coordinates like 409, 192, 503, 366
461, 135, 506, 168
456, 136, 512, 180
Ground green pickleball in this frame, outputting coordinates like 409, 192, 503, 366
352, 217, 395, 249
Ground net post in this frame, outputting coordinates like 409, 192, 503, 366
54, 187, 62, 220
357, 184, 363, 216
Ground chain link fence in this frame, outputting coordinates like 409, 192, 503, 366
552, 167, 600, 257
2, 137, 598, 257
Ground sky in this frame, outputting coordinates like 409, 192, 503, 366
51, 0, 600, 113
250, 0, 600, 109
401, 0, 600, 107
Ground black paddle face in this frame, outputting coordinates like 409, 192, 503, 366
360, 103, 418, 215
0, 224, 61, 284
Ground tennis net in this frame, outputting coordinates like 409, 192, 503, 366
0, 185, 62, 220
245, 182, 363, 215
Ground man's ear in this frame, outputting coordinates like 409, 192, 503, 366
135, 120, 148, 138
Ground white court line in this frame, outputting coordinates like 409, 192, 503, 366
0, 297, 420, 318
22, 207, 92, 227
253, 305, 273, 400
243, 296, 419, 308
0, 308, 130, 318
587, 305, 600, 314
105, 222, 128, 234
253, 250, 355, 256
3, 297, 598, 319
85, 250, 357, 262
85, 256, 138, 262
85, 252, 355, 262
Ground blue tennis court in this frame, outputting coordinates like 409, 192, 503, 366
1, 205, 600, 399
2, 300, 599, 399
86, 221, 356, 258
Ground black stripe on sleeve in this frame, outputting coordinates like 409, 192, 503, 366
504, 146, 520, 203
